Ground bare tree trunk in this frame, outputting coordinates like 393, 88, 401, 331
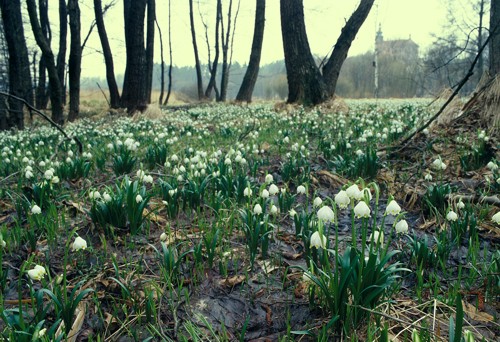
145, 0, 155, 104
205, 0, 222, 99
57, 0, 67, 104
322, 0, 375, 96
27, 0, 64, 125
157, 19, 165, 105
280, 0, 327, 105
218, 0, 239, 102
93, 0, 120, 108
281, 0, 374, 105
490, 0, 500, 76
121, 0, 149, 113
236, 0, 265, 103
67, 0, 81, 121
0, 0, 33, 129
477, 0, 485, 79
165, 0, 173, 105
35, 0, 50, 109
189, 0, 204, 100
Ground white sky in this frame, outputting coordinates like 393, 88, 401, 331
35, 0, 451, 78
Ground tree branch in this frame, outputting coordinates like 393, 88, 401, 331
0, 91, 83, 153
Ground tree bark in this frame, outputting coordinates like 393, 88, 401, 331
35, 0, 50, 109
490, 0, 500, 76
189, 0, 204, 100
157, 19, 165, 105
27, 0, 64, 125
165, 0, 173, 105
57, 0, 67, 104
236, 0, 265, 102
93, 0, 120, 108
205, 0, 222, 99
218, 0, 233, 102
121, 0, 151, 113
280, 0, 374, 105
145, 0, 155, 104
280, 0, 327, 105
322, 0, 375, 96
67, 0, 81, 121
0, 0, 33, 130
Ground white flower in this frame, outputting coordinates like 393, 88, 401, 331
253, 204, 262, 215
310, 231, 327, 249
136, 194, 143, 203
136, 169, 145, 180
385, 200, 401, 216
72, 236, 87, 251
270, 205, 278, 215
244, 187, 252, 197
38, 328, 47, 338
31, 205, 41, 215
313, 197, 323, 207
334, 190, 350, 209
265, 174, 273, 184
25, 170, 34, 179
261, 189, 270, 199
143, 175, 154, 184
395, 220, 409, 234
346, 184, 361, 200
51, 176, 60, 184
457, 200, 465, 209
446, 210, 458, 222
160, 232, 168, 242
354, 201, 371, 218
370, 230, 384, 245
424, 173, 433, 181
27, 265, 46, 281
89, 191, 101, 200
486, 161, 498, 171
289, 209, 297, 217
269, 184, 279, 196
296, 185, 306, 195
492, 212, 500, 224
44, 169, 54, 180
317, 206, 335, 222
432, 157, 447, 171
103, 192, 112, 202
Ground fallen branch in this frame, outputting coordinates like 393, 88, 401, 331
381, 27, 494, 153
0, 91, 83, 153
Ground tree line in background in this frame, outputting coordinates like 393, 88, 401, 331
0, 0, 498, 131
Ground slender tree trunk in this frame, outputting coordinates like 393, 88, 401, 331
477, 0, 485, 80
165, 0, 173, 105
57, 0, 67, 104
67, 0, 81, 121
157, 19, 165, 105
218, 0, 233, 102
189, 0, 204, 100
93, 0, 120, 108
0, 0, 33, 129
490, 0, 500, 76
121, 0, 148, 113
35, 0, 50, 109
205, 0, 222, 99
27, 0, 64, 125
145, 0, 155, 104
236, 0, 265, 102
280, 0, 327, 105
322, 0, 375, 96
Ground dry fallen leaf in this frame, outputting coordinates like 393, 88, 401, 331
220, 275, 246, 287
462, 301, 494, 323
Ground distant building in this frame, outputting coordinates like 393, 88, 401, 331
376, 25, 419, 61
